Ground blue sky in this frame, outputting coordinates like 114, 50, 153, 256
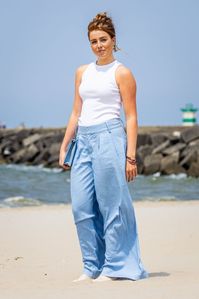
0, 0, 198, 128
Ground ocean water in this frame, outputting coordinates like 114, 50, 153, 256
0, 164, 198, 208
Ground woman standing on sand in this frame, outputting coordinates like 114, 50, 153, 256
59, 12, 149, 282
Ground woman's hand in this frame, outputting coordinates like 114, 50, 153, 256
59, 148, 68, 170
125, 160, 137, 182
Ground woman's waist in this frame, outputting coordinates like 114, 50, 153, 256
77, 117, 124, 135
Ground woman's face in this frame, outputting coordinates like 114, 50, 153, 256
89, 30, 115, 59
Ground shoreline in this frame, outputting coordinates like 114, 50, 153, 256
1, 199, 199, 210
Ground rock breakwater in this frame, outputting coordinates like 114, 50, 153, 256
0, 125, 199, 177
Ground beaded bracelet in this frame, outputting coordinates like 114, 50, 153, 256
126, 155, 137, 165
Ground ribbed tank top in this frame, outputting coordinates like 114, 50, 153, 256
78, 59, 123, 126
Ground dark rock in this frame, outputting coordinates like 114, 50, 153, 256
150, 134, 168, 147
47, 161, 60, 168
143, 154, 162, 175
189, 139, 199, 147
15, 129, 31, 144
11, 144, 39, 163
162, 143, 186, 155
180, 139, 199, 158
181, 126, 199, 143
11, 148, 27, 163
137, 145, 154, 161
47, 155, 59, 165
49, 143, 60, 156
1, 141, 21, 156
160, 154, 186, 175
34, 140, 45, 152
187, 160, 199, 177
136, 152, 144, 174
137, 134, 152, 147
22, 134, 42, 147
25, 144, 40, 162
32, 149, 50, 165
152, 139, 171, 154
42, 133, 63, 148
180, 149, 198, 167
168, 135, 181, 144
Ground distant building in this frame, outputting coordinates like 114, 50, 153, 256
181, 103, 198, 126
0, 121, 6, 129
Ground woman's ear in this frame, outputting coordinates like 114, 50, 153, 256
112, 36, 116, 44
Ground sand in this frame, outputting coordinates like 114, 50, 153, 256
0, 200, 199, 299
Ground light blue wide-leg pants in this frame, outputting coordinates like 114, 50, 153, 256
70, 117, 149, 280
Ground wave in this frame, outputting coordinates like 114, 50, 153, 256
1, 196, 43, 208
138, 195, 177, 202
1, 163, 63, 174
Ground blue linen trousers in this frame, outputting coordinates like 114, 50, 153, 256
70, 117, 149, 280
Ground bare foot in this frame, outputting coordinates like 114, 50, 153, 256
92, 275, 118, 282
72, 273, 92, 282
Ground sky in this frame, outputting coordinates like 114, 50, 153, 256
0, 0, 198, 128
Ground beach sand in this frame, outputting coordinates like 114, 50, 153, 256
0, 201, 199, 299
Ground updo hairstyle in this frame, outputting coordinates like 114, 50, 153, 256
87, 12, 120, 52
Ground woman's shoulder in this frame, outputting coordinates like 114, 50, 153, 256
76, 62, 93, 74
75, 63, 92, 80
116, 62, 133, 75
116, 62, 136, 78
115, 62, 136, 85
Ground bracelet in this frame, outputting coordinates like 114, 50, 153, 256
126, 155, 137, 165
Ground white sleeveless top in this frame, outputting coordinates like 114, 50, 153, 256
78, 59, 123, 126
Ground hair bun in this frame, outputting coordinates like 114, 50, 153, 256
95, 12, 108, 22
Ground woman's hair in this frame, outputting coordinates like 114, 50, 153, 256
87, 12, 120, 52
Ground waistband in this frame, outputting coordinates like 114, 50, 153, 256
76, 117, 124, 135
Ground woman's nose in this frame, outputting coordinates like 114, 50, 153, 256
97, 41, 102, 48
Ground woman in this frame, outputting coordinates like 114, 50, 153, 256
59, 12, 149, 282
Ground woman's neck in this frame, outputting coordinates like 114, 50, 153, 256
96, 56, 115, 65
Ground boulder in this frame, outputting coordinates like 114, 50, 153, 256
11, 148, 27, 163
162, 143, 186, 155
137, 145, 154, 161
31, 149, 50, 165
24, 144, 39, 162
22, 134, 42, 147
150, 133, 168, 147
187, 160, 199, 177
152, 139, 170, 154
15, 129, 31, 143
49, 143, 60, 156
160, 154, 186, 175
168, 135, 181, 144
189, 139, 199, 147
181, 139, 199, 158
143, 154, 162, 175
180, 149, 198, 168
181, 126, 199, 143
136, 152, 144, 174
137, 134, 152, 147
11, 144, 39, 163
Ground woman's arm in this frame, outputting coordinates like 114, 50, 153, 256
59, 65, 87, 167
116, 65, 138, 181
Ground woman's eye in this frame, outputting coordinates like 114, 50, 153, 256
90, 39, 107, 45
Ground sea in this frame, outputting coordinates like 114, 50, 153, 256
0, 164, 198, 208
